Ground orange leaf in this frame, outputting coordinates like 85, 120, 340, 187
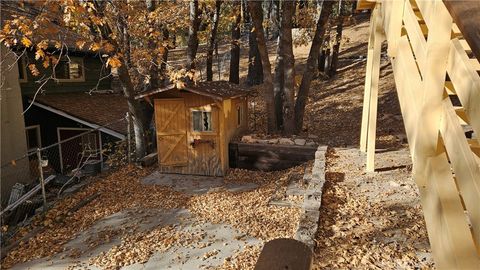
106, 56, 122, 68
35, 49, 45, 60
28, 64, 40, 76
21, 37, 32, 47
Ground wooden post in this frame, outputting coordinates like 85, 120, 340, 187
360, 4, 384, 172
36, 148, 47, 211
126, 112, 132, 163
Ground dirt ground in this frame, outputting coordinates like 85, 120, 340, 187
2, 14, 433, 270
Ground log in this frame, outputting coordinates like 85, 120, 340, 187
229, 142, 316, 171
139, 152, 158, 167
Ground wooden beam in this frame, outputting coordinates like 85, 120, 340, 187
360, 4, 384, 172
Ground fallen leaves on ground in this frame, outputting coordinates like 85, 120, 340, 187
216, 244, 263, 270
1, 165, 189, 268
312, 149, 434, 269
188, 167, 304, 241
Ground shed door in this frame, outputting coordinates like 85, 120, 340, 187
155, 99, 188, 166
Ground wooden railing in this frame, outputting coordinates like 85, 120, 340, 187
358, 0, 480, 268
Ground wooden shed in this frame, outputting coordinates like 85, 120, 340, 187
137, 81, 250, 176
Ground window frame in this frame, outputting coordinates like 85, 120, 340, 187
236, 104, 244, 127
25, 125, 41, 153
191, 109, 214, 133
53, 56, 86, 82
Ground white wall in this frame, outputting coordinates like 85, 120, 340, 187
1, 44, 30, 202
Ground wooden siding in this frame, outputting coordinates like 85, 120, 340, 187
19, 52, 111, 95
154, 91, 223, 176
220, 97, 249, 173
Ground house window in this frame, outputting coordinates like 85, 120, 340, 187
25, 126, 41, 153
192, 111, 212, 132
54, 57, 84, 81
18, 56, 27, 82
237, 105, 243, 127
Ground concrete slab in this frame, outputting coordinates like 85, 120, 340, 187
10, 208, 261, 270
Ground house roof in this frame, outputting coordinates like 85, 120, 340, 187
135, 81, 251, 100
31, 92, 128, 138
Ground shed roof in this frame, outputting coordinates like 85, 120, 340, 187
31, 92, 128, 138
135, 81, 251, 100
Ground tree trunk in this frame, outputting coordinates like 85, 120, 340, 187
160, 27, 169, 79
318, 33, 330, 72
246, 21, 263, 85
248, 0, 277, 133
229, 0, 241, 84
92, 0, 148, 159
186, 0, 200, 70
273, 37, 284, 130
146, 0, 159, 90
117, 65, 147, 160
294, 0, 334, 133
328, 2, 345, 77
280, 0, 295, 134
206, 0, 222, 81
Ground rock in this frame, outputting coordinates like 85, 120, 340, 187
241, 135, 255, 143
306, 141, 316, 146
267, 139, 279, 144
307, 134, 318, 139
294, 139, 306, 146
389, 181, 400, 187
279, 138, 295, 145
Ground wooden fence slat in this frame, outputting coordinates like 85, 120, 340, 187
440, 99, 480, 248
447, 39, 480, 139
392, 37, 422, 158
421, 153, 480, 269
403, 0, 427, 73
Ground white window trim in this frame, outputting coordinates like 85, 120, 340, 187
18, 56, 28, 83
25, 125, 41, 153
191, 109, 215, 133
54, 56, 86, 82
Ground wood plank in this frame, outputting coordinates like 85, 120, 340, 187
447, 39, 480, 141
440, 99, 480, 249
360, 6, 378, 153
403, 0, 427, 73
382, 0, 405, 57
392, 37, 423, 162
366, 4, 384, 172
443, 0, 480, 61
412, 0, 452, 185
420, 152, 480, 269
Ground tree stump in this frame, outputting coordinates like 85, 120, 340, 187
254, 238, 312, 270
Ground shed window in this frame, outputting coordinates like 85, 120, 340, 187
54, 57, 84, 81
237, 105, 243, 126
192, 111, 212, 132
